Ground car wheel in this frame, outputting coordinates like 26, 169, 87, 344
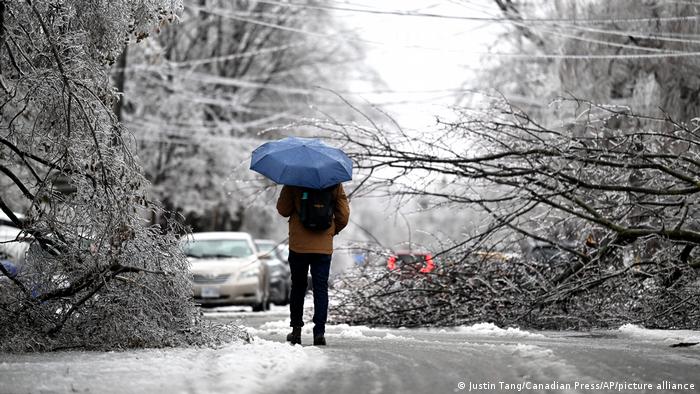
252, 296, 269, 312
262, 281, 271, 311
282, 282, 291, 306
253, 277, 271, 312
252, 281, 266, 312
256, 293, 270, 311
270, 281, 284, 306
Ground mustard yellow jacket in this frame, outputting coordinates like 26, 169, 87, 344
276, 184, 350, 255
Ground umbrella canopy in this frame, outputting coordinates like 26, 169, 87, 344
250, 137, 352, 189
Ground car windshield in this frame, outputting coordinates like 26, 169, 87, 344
183, 239, 253, 258
255, 241, 275, 253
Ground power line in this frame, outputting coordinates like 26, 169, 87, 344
442, 0, 700, 44
186, 4, 335, 39
254, 0, 700, 24
157, 67, 489, 95
182, 4, 700, 60
527, 24, 682, 53
451, 1, 700, 53
545, 21, 700, 45
174, 70, 318, 95
121, 43, 307, 71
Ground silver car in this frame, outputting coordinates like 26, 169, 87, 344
183, 232, 270, 311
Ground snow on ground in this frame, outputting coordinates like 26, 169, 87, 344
505, 343, 592, 385
0, 338, 325, 394
3, 316, 699, 394
200, 304, 289, 318
247, 319, 541, 341
429, 322, 545, 338
247, 319, 379, 339
618, 324, 700, 345
247, 319, 411, 340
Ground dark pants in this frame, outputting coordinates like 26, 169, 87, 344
288, 250, 331, 336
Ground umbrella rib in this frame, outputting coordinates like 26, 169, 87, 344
301, 147, 322, 189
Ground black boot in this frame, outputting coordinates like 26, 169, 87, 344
286, 327, 301, 345
313, 335, 326, 346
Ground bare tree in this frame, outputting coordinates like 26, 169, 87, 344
0, 0, 231, 351
326, 97, 700, 329
480, 0, 700, 121
122, 0, 368, 232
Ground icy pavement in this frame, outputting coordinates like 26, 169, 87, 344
0, 336, 324, 394
1, 305, 699, 394
243, 318, 699, 394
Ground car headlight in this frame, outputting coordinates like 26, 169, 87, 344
238, 265, 259, 280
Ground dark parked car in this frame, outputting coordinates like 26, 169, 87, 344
255, 239, 291, 306
387, 251, 436, 274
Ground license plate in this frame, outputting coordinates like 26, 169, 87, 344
201, 286, 220, 298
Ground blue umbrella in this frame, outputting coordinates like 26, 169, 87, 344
250, 137, 352, 189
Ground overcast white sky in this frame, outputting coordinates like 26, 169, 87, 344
336, 0, 502, 131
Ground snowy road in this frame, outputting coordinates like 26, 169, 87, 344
1, 304, 699, 394
209, 306, 700, 394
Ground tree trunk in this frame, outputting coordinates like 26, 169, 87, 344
112, 45, 128, 122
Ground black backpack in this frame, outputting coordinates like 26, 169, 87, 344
299, 186, 335, 231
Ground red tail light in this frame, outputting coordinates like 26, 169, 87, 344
420, 254, 435, 273
387, 256, 397, 270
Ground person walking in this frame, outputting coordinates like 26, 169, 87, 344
276, 183, 350, 346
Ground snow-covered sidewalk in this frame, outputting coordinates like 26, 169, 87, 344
0, 338, 325, 394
